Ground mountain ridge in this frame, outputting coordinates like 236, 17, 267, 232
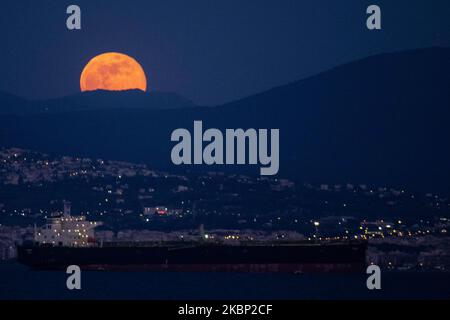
0, 89, 195, 115
0, 47, 449, 193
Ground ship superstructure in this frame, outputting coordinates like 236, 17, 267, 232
34, 202, 101, 247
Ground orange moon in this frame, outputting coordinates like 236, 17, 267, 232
80, 52, 147, 92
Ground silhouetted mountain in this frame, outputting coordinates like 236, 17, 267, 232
0, 90, 194, 115
1, 47, 449, 193
213, 47, 450, 192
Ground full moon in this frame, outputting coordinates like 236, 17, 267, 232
80, 52, 147, 92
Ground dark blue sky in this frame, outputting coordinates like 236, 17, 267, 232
0, 0, 449, 105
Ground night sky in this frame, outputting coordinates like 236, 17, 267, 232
0, 0, 449, 105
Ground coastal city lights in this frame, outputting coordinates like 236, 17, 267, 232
0, 148, 449, 271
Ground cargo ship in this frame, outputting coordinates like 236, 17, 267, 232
17, 211, 367, 273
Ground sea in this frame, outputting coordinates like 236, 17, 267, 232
0, 263, 448, 300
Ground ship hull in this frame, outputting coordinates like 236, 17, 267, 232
76, 263, 362, 273
17, 242, 367, 273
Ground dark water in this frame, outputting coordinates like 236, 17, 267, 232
0, 263, 449, 300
